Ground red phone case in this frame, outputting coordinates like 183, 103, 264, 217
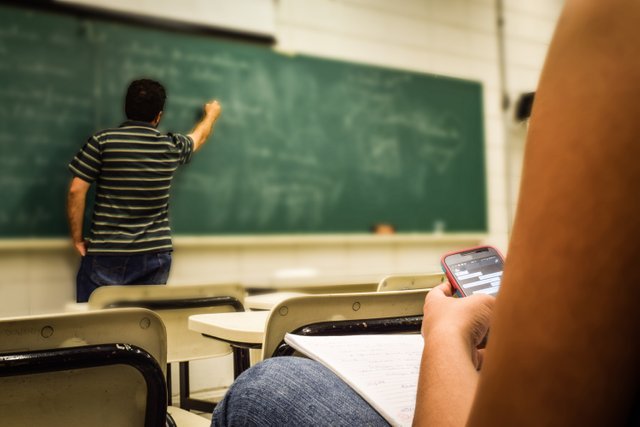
440, 245, 504, 297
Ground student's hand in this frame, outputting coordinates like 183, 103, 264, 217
204, 100, 221, 120
74, 239, 87, 257
421, 282, 494, 369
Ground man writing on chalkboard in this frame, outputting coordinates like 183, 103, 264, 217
66, 79, 221, 302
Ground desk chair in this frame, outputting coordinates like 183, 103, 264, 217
245, 276, 381, 311
376, 272, 444, 292
0, 308, 208, 427
88, 283, 245, 413
261, 289, 429, 359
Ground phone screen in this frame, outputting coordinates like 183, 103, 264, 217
447, 251, 503, 296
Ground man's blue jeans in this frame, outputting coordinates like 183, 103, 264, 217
76, 252, 171, 302
213, 357, 390, 427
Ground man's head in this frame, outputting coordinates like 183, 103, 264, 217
125, 79, 166, 123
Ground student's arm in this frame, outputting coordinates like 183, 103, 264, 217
67, 177, 91, 256
415, 0, 640, 425
188, 100, 221, 151
413, 282, 494, 426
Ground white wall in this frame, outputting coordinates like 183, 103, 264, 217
57, 0, 277, 37
0, 0, 564, 317
502, 0, 564, 226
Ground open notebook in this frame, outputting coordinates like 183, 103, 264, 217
284, 333, 424, 427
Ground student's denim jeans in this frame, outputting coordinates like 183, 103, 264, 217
213, 357, 390, 427
75, 252, 171, 302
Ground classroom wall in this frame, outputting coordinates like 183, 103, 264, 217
502, 0, 563, 228
0, 0, 564, 317
57, 0, 277, 36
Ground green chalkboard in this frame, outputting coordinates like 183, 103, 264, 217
0, 4, 487, 237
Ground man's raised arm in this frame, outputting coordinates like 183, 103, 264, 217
188, 100, 222, 151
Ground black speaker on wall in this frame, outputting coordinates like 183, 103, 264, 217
514, 92, 535, 122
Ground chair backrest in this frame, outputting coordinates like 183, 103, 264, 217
0, 308, 167, 427
88, 283, 245, 363
376, 272, 444, 292
261, 289, 429, 359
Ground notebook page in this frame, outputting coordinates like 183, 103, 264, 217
284, 333, 424, 427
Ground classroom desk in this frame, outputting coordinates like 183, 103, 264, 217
245, 273, 382, 293
64, 302, 89, 312
189, 311, 269, 377
244, 291, 307, 311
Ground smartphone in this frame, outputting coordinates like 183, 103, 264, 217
441, 246, 504, 297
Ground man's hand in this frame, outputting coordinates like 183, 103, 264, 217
204, 100, 222, 120
189, 100, 222, 151
74, 239, 88, 257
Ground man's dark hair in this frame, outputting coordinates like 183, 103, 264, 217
125, 79, 166, 122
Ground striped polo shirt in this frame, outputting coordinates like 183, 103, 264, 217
68, 121, 194, 255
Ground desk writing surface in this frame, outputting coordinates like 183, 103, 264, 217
0, 4, 487, 237
244, 292, 307, 311
245, 273, 383, 291
189, 311, 268, 345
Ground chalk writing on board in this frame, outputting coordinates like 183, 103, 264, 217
50, 33, 76, 47
121, 41, 165, 59
112, 58, 183, 81
0, 4, 487, 236
0, 212, 8, 227
0, 156, 23, 168
19, 62, 72, 78
15, 206, 53, 229
364, 135, 403, 178
176, 51, 252, 70
189, 69, 223, 84
168, 95, 206, 108
0, 88, 90, 108
346, 70, 412, 89
0, 25, 39, 41
224, 100, 265, 122
173, 170, 237, 228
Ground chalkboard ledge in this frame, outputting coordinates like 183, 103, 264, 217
172, 233, 486, 247
0, 233, 486, 251
0, 239, 75, 252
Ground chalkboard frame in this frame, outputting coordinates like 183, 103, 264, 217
0, 0, 275, 45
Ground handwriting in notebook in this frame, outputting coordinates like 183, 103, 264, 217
284, 333, 424, 427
